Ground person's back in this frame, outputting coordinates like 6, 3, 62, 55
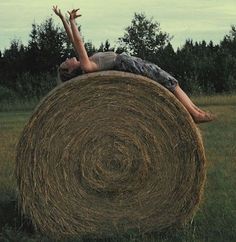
89, 51, 117, 71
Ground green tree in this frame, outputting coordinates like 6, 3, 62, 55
215, 26, 236, 92
221, 25, 236, 55
98, 40, 115, 52
155, 42, 177, 74
119, 12, 171, 61
26, 18, 68, 74
84, 41, 96, 56
0, 39, 26, 89
175, 39, 221, 94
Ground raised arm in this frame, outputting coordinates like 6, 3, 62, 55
67, 9, 97, 72
53, 6, 75, 45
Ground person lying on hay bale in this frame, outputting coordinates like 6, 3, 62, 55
53, 6, 215, 124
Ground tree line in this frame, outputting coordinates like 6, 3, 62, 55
1, 13, 236, 102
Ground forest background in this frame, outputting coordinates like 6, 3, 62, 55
1, 12, 236, 106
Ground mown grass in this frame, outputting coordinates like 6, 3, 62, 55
0, 98, 39, 112
0, 94, 236, 241
192, 92, 236, 106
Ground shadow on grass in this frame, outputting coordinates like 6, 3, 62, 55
0, 197, 197, 242
0, 195, 39, 241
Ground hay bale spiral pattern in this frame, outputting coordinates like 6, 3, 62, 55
15, 71, 206, 238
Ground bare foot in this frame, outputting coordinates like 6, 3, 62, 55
193, 104, 207, 114
192, 111, 216, 124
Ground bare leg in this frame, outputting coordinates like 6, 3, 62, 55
172, 85, 215, 123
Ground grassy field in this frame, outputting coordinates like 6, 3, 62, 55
0, 94, 236, 241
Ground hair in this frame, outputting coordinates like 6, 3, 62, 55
57, 66, 84, 83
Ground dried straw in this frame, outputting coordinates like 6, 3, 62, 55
15, 71, 206, 238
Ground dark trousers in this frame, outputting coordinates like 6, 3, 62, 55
114, 53, 178, 92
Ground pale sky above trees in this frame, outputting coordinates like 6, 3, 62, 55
0, 0, 235, 51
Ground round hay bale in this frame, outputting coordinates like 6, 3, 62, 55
15, 71, 206, 238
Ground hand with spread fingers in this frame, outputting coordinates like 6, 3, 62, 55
52, 5, 64, 19
67, 8, 82, 21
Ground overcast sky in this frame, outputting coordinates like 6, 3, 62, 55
0, 0, 235, 51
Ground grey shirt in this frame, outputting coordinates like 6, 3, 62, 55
90, 51, 117, 70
